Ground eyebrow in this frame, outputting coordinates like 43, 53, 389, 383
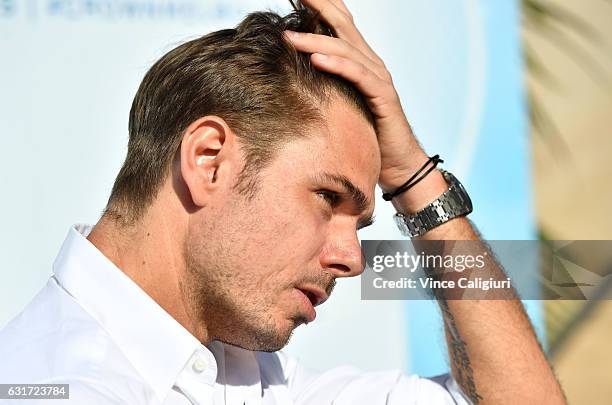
313, 172, 376, 229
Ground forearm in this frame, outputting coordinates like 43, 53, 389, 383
384, 156, 565, 404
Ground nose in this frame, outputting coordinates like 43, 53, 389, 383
319, 230, 365, 278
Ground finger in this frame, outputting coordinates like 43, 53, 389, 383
300, 0, 346, 29
284, 31, 390, 82
309, 53, 393, 102
328, 0, 350, 16
300, 0, 382, 65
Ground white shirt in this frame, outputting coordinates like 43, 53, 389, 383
0, 224, 470, 404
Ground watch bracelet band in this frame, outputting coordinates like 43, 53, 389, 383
393, 170, 473, 237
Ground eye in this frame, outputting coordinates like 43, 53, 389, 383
316, 190, 340, 206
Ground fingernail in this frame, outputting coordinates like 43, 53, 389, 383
284, 30, 298, 39
313, 53, 328, 61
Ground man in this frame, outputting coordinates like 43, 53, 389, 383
0, 0, 565, 404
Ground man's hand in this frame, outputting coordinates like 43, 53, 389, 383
284, 0, 436, 198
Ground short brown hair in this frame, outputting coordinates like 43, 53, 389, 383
105, 2, 374, 224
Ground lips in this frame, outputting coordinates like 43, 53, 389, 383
293, 283, 330, 323
295, 285, 329, 307
294, 288, 316, 322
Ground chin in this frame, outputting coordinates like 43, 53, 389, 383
253, 318, 301, 352
222, 316, 302, 352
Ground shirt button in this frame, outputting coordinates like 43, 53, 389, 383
192, 357, 207, 373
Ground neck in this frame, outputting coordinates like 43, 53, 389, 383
86, 202, 210, 343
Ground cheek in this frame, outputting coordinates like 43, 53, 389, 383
241, 200, 326, 285
267, 197, 327, 257
219, 188, 328, 283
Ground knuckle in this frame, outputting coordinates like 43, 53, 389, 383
337, 37, 351, 52
359, 63, 369, 76
380, 69, 393, 82
332, 55, 344, 66
336, 12, 353, 28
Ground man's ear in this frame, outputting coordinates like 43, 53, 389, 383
180, 116, 235, 207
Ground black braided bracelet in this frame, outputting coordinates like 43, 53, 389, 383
381, 154, 444, 201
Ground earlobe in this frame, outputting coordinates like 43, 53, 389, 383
179, 116, 231, 208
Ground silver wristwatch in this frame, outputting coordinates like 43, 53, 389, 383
393, 169, 472, 237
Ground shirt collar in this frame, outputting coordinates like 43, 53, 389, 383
52, 224, 216, 404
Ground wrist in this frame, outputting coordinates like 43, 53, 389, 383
379, 152, 450, 214
392, 169, 474, 238
390, 169, 449, 214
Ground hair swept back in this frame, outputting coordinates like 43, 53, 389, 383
105, 1, 373, 225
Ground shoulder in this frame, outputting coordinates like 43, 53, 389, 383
0, 278, 153, 404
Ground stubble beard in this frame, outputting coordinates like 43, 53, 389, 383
182, 238, 300, 352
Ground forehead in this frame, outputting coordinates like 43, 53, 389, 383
256, 98, 380, 208
312, 99, 381, 186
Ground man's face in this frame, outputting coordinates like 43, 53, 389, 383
183, 99, 380, 351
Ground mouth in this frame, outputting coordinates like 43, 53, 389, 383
293, 284, 330, 323
295, 285, 329, 307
